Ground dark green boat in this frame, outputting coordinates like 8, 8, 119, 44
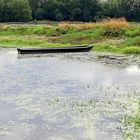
17, 45, 93, 54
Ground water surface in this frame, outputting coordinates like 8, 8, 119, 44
0, 48, 140, 140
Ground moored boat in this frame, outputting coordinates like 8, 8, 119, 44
17, 45, 93, 54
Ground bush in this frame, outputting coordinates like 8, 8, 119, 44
103, 28, 125, 37
122, 46, 140, 54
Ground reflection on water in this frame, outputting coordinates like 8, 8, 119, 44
126, 65, 140, 74
0, 49, 140, 140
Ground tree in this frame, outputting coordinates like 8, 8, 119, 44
35, 8, 44, 20
101, 0, 140, 21
28, 0, 41, 18
0, 0, 32, 22
102, 0, 122, 18
71, 8, 82, 21
9, 0, 32, 21
83, 8, 90, 21
1, 0, 140, 22
55, 13, 63, 21
120, 0, 140, 21
0, 0, 5, 21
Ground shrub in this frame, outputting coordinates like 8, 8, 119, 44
122, 46, 140, 54
103, 28, 125, 37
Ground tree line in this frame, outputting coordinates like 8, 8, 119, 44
0, 0, 140, 22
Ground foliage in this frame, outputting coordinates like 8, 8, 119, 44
124, 101, 140, 139
121, 36, 140, 47
122, 46, 140, 54
1, 0, 140, 22
93, 44, 119, 52
1, 21, 140, 54
102, 0, 140, 21
26, 0, 140, 22
0, 0, 32, 22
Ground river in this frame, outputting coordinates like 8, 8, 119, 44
0, 48, 140, 140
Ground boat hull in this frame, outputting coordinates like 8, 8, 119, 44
17, 45, 93, 54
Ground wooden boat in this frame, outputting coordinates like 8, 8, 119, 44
17, 45, 93, 54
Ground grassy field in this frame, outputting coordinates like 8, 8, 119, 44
0, 18, 140, 54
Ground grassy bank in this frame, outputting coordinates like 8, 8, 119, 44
0, 19, 140, 54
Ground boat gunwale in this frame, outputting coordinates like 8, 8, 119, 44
17, 45, 93, 51
17, 45, 93, 54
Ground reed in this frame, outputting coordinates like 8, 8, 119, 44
59, 18, 129, 30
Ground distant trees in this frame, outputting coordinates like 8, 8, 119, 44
102, 0, 140, 21
122, 0, 140, 21
0, 0, 5, 21
0, 0, 140, 22
9, 0, 32, 21
102, 0, 121, 18
0, 0, 32, 22
30, 0, 102, 21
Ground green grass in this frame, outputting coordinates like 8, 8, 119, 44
122, 46, 140, 54
120, 36, 140, 47
0, 22, 140, 54
93, 44, 119, 52
124, 101, 140, 140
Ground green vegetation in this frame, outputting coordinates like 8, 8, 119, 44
0, 0, 32, 22
0, 19, 140, 54
124, 101, 140, 139
1, 0, 140, 22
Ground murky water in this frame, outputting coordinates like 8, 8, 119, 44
0, 48, 140, 140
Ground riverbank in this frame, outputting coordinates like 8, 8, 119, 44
0, 19, 140, 54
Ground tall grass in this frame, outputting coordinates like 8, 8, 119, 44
0, 18, 129, 36
0, 25, 58, 36
59, 18, 128, 30
0, 19, 140, 54
58, 18, 129, 37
